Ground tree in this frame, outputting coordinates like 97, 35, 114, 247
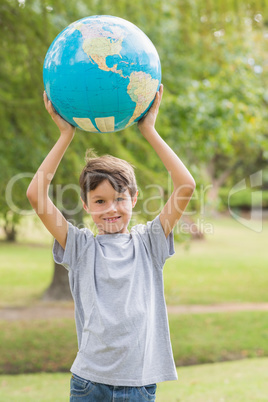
0, 0, 166, 241
1, 0, 268, 299
159, 0, 268, 212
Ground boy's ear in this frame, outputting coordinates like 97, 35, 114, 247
132, 190, 138, 208
81, 197, 90, 213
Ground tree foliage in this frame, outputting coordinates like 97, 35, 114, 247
1, 0, 268, 238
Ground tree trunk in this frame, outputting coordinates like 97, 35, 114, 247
43, 209, 83, 301
4, 223, 16, 242
205, 157, 238, 216
4, 212, 17, 242
205, 180, 222, 217
43, 261, 72, 301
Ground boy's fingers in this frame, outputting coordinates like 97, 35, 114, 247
43, 91, 56, 116
43, 91, 50, 106
46, 99, 56, 117
43, 91, 52, 114
48, 101, 54, 114
158, 84, 163, 101
153, 86, 162, 111
43, 91, 47, 107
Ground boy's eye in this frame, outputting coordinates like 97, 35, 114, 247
116, 197, 124, 202
96, 199, 105, 204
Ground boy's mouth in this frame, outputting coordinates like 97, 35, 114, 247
103, 216, 121, 223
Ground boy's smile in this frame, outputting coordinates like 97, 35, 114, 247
82, 180, 138, 235
103, 216, 121, 223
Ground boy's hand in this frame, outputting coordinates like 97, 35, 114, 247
43, 91, 76, 137
138, 84, 163, 133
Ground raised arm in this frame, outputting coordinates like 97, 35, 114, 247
26, 92, 76, 249
138, 85, 196, 237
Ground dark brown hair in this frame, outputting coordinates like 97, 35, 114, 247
79, 149, 137, 204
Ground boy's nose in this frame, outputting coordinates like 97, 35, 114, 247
107, 201, 117, 212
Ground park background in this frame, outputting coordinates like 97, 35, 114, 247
1, 0, 268, 400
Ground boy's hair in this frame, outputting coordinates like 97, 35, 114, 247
79, 149, 137, 204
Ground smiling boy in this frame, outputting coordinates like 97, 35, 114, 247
79, 152, 138, 235
27, 85, 195, 401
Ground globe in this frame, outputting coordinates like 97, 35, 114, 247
43, 15, 161, 133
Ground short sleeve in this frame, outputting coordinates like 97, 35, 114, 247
133, 215, 175, 269
53, 221, 94, 271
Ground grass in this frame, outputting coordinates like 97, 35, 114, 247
1, 216, 268, 398
169, 312, 268, 366
164, 217, 268, 304
157, 358, 268, 402
1, 358, 268, 401
1, 311, 268, 374
1, 216, 268, 307
0, 319, 77, 374
0, 242, 52, 307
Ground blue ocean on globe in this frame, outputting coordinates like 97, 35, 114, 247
43, 15, 161, 133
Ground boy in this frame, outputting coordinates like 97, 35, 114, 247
27, 85, 195, 401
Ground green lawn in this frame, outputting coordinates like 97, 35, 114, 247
164, 217, 268, 304
1, 216, 268, 399
1, 217, 268, 306
169, 312, 268, 366
1, 358, 268, 401
157, 358, 268, 402
0, 243, 52, 306
1, 312, 267, 374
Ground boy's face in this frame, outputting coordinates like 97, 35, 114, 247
82, 179, 138, 235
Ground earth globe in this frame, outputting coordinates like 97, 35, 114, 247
43, 15, 161, 133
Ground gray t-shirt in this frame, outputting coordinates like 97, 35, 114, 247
53, 215, 178, 386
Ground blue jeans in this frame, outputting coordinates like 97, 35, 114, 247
70, 373, 157, 401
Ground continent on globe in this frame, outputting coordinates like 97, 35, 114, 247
43, 15, 161, 133
126, 71, 159, 127
75, 21, 124, 75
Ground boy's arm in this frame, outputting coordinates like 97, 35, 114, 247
26, 92, 76, 249
138, 85, 196, 237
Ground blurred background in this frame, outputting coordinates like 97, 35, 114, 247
0, 0, 268, 400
